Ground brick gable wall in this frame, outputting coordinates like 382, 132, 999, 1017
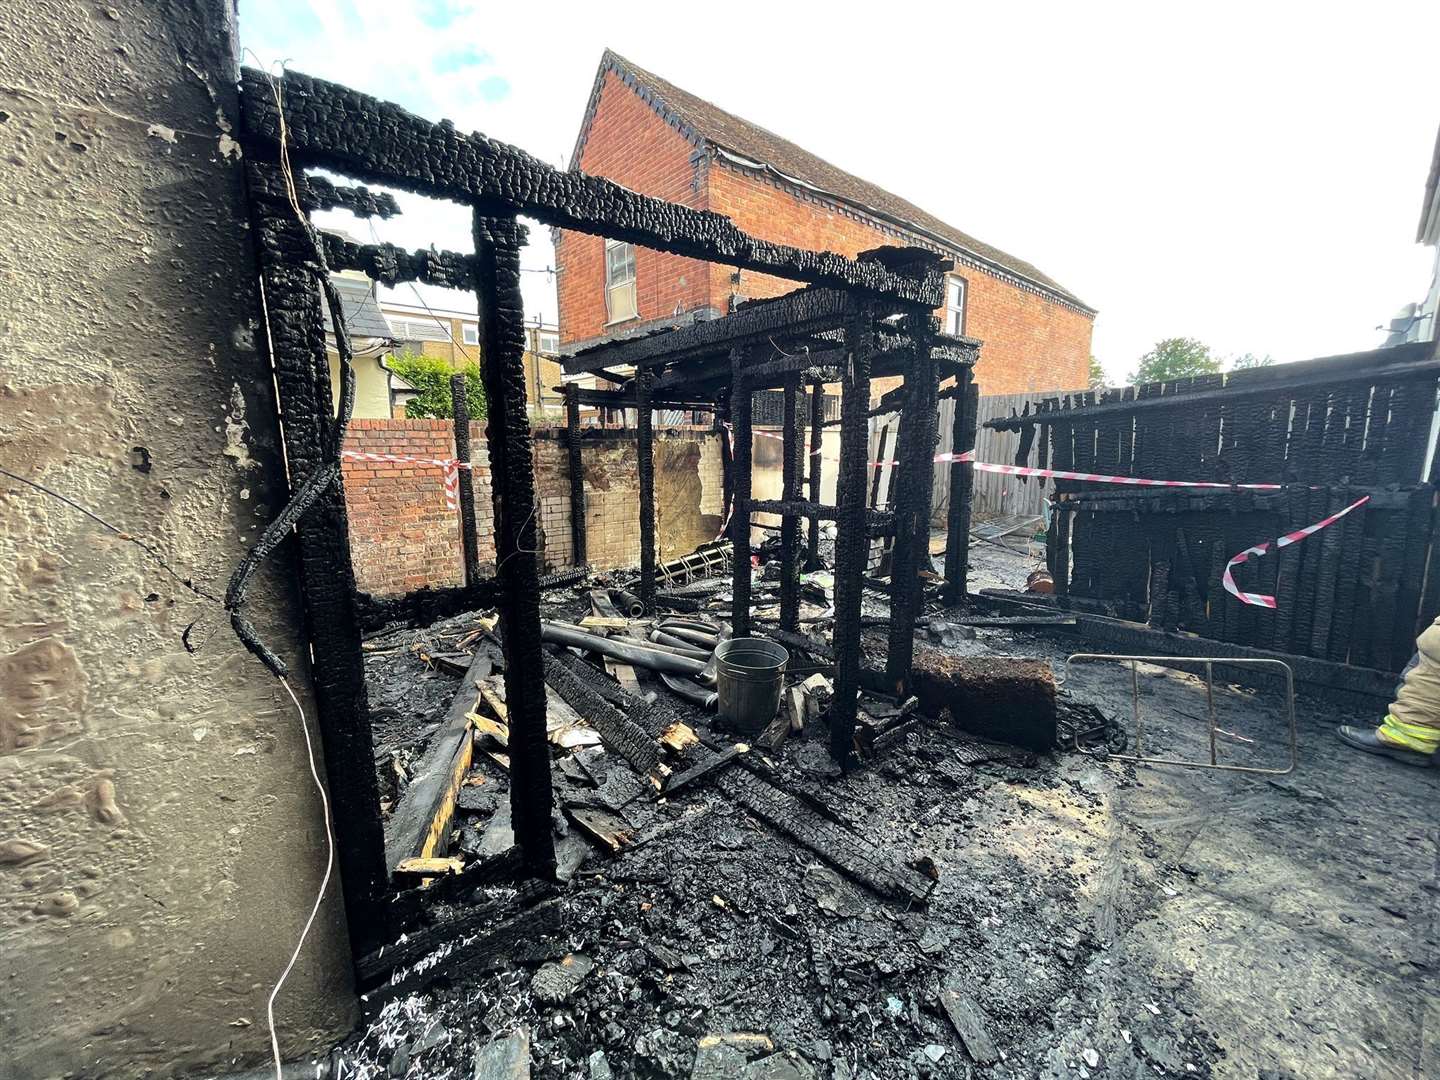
556, 73, 1094, 396
556, 70, 714, 344
707, 162, 1093, 395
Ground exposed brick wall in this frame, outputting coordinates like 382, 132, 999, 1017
555, 70, 712, 345
342, 420, 479, 595
557, 75, 1095, 396
341, 420, 724, 595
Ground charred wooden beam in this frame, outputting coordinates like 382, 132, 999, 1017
779, 376, 801, 632
637, 367, 657, 612
731, 347, 753, 637
321, 232, 477, 292
246, 161, 388, 949
564, 384, 587, 566
451, 374, 481, 586
830, 298, 875, 766
242, 70, 944, 309
806, 381, 825, 571
473, 213, 555, 879
943, 373, 978, 596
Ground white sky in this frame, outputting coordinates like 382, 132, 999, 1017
241, 0, 1440, 383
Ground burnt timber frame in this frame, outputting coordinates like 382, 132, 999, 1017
237, 61, 962, 953
562, 275, 975, 763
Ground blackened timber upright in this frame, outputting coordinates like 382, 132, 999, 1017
472, 212, 556, 878
450, 374, 481, 586
779, 376, 801, 632
944, 371, 978, 596
564, 383, 587, 566
806, 383, 824, 571
246, 161, 388, 948
830, 299, 876, 767
636, 368, 657, 612
730, 347, 753, 637
885, 317, 940, 692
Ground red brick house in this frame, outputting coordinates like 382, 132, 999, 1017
555, 50, 1096, 395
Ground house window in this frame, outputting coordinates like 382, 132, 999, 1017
537, 331, 559, 354
944, 276, 966, 337
604, 240, 638, 323
462, 322, 479, 346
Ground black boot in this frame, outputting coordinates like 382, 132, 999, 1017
1336, 725, 1434, 767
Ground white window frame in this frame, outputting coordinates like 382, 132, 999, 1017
461, 322, 479, 346
944, 275, 966, 337
604, 239, 638, 324
537, 330, 559, 354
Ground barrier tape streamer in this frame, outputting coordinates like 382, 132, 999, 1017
1220, 494, 1370, 608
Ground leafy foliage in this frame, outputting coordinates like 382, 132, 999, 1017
1229, 352, 1274, 371
388, 350, 487, 420
1088, 355, 1107, 391
1130, 338, 1221, 384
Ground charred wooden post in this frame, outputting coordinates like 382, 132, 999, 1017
246, 162, 388, 947
637, 367, 657, 612
472, 212, 555, 879
885, 317, 940, 693
806, 381, 825, 570
830, 299, 875, 766
779, 375, 801, 632
450, 373, 481, 586
943, 371, 978, 597
730, 346, 753, 636
564, 382, 587, 566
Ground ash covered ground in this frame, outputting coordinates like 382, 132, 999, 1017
338, 542, 1440, 1080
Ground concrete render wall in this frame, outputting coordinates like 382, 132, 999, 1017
0, 3, 353, 1077
342, 421, 726, 595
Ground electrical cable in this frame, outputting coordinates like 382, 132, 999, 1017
265, 677, 335, 1080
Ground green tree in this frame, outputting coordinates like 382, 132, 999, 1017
1130, 337, 1221, 384
1088, 355, 1107, 391
388, 351, 487, 420
1229, 352, 1274, 371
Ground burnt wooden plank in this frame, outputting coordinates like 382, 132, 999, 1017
715, 768, 933, 904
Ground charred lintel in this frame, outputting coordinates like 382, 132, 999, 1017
565, 287, 862, 375
472, 212, 555, 879
352, 567, 587, 633
637, 368, 657, 612
564, 384, 587, 566
730, 346, 753, 637
320, 231, 477, 292
247, 168, 401, 219
242, 69, 944, 309
570, 387, 717, 410
739, 347, 846, 386
779, 377, 801, 632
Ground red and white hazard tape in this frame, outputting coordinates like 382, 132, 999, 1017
1220, 494, 1370, 608
341, 450, 473, 512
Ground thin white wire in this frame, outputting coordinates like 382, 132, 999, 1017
267, 677, 335, 1080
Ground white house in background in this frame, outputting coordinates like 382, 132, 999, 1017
1386, 123, 1440, 346
323, 271, 417, 418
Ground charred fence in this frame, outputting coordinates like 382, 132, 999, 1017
987, 342, 1440, 672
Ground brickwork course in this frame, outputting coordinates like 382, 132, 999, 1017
342, 420, 723, 594
555, 51, 1096, 396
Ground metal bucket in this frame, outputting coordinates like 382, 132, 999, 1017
715, 637, 789, 734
